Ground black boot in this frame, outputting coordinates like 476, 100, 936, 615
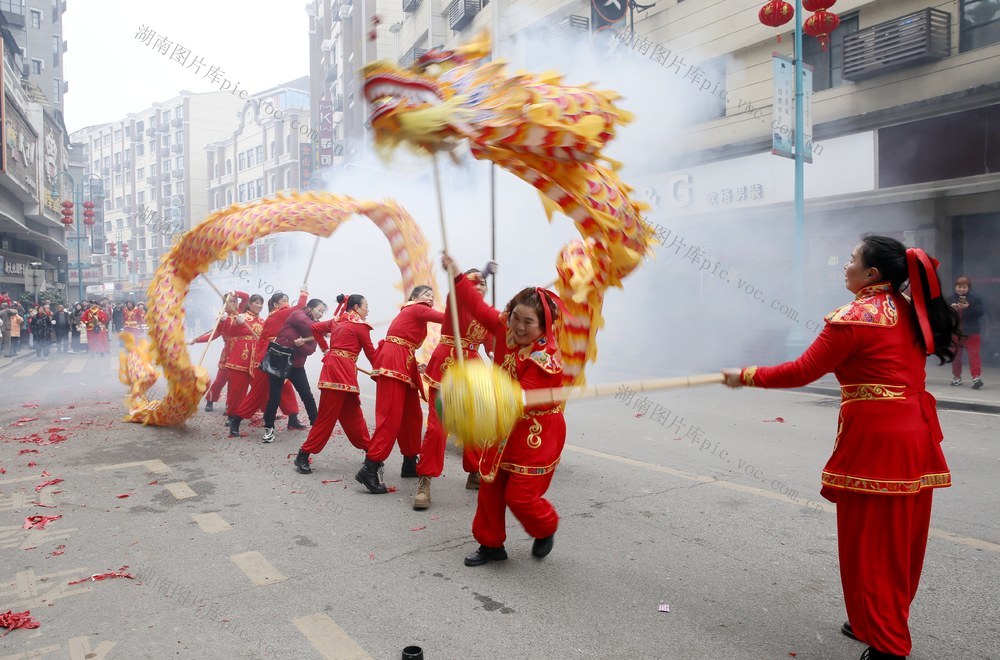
294, 450, 312, 474
859, 648, 906, 660
355, 458, 388, 494
532, 534, 554, 559
204, 401, 214, 412
464, 545, 508, 567
228, 416, 242, 438
400, 455, 418, 478
287, 414, 307, 430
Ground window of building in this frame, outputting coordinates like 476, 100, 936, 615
137, 191, 145, 205
226, 189, 233, 205
247, 149, 255, 167
114, 129, 122, 142
115, 174, 123, 187
803, 13, 860, 92
113, 152, 121, 165
226, 159, 232, 174
102, 156, 110, 168
960, 0, 1000, 51
135, 120, 144, 133
137, 167, 145, 180
162, 159, 171, 173
163, 183, 172, 197
93, 159, 100, 170
0, 1, 25, 15
270, 174, 277, 192
31, 58, 43, 74
161, 134, 170, 147
255, 179, 263, 198
135, 144, 144, 157
175, 106, 184, 119
30, 8, 40, 28
213, 192, 220, 209
238, 153, 246, 171
238, 183, 246, 201
255, 145, 263, 164
175, 156, 183, 170
148, 140, 156, 153
51, 78, 62, 101
270, 140, 276, 157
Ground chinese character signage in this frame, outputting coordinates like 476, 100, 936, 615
771, 55, 813, 163
4, 101, 38, 197
42, 114, 67, 218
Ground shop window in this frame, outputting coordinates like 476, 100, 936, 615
960, 0, 1000, 51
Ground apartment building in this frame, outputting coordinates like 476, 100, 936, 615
69, 91, 245, 294
0, 32, 69, 301
202, 78, 310, 290
0, 0, 67, 111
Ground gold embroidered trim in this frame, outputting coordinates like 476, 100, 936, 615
521, 405, 564, 419
371, 367, 414, 387
840, 383, 906, 403
318, 381, 359, 393
330, 349, 359, 361
742, 366, 758, 387
499, 457, 562, 476
526, 419, 543, 448
386, 335, 418, 351
440, 335, 481, 350
821, 471, 952, 494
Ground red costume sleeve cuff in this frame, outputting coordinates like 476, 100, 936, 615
741, 366, 758, 387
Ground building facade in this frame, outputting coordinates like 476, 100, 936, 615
69, 91, 245, 295
0, 31, 69, 302
0, 0, 67, 112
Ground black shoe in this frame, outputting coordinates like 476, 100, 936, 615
401, 456, 418, 478
355, 458, 388, 494
228, 416, 242, 438
859, 647, 906, 660
531, 534, 554, 559
842, 621, 858, 641
464, 545, 508, 567
294, 450, 312, 474
287, 414, 307, 430
972, 378, 984, 390
204, 401, 214, 412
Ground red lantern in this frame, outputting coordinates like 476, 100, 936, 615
802, 0, 836, 11
804, 9, 840, 49
60, 200, 74, 226
759, 1, 794, 42
82, 200, 96, 227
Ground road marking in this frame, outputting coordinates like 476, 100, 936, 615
0, 474, 47, 486
229, 551, 288, 586
164, 482, 197, 500
192, 512, 232, 533
0, 567, 92, 611
64, 358, 87, 374
565, 444, 1000, 553
292, 613, 373, 660
14, 362, 46, 377
0, 643, 62, 659
94, 459, 171, 474
68, 637, 116, 660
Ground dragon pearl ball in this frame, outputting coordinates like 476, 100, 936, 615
440, 361, 524, 447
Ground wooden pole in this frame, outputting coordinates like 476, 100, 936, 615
433, 153, 465, 365
522, 373, 726, 407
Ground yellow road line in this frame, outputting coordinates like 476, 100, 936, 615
564, 444, 1000, 553
292, 613, 373, 660
164, 482, 197, 500
229, 551, 288, 586
192, 512, 232, 533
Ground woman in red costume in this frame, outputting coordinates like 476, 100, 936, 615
190, 292, 247, 413
229, 290, 308, 437
220, 294, 265, 432
412, 268, 493, 510
122, 301, 144, 341
442, 253, 568, 567
292, 294, 376, 474
81, 301, 110, 356
355, 286, 444, 494
723, 235, 958, 660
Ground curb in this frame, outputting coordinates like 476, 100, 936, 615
799, 385, 1000, 415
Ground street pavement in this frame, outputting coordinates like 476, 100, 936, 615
0, 347, 997, 659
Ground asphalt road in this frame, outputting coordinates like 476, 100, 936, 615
1, 349, 997, 659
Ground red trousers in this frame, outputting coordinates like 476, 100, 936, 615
952, 334, 982, 379
205, 367, 229, 403
232, 367, 299, 419
366, 377, 422, 462
301, 389, 371, 454
417, 388, 480, 477
837, 489, 934, 657
473, 469, 558, 548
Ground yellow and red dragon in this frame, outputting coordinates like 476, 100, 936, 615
363, 32, 653, 385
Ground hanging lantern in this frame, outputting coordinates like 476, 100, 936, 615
60, 200, 74, 226
804, 9, 840, 49
802, 0, 836, 12
759, 1, 794, 42
82, 200, 96, 227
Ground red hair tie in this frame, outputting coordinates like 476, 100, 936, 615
905, 248, 942, 355
535, 287, 574, 347
334, 294, 348, 318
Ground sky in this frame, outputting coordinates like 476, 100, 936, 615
62, 0, 311, 132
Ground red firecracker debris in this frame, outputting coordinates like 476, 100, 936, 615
26, 461, 37, 468
0, 610, 41, 635
430, 515, 440, 521
369, 553, 375, 560
410, 525, 427, 532
18, 449, 39, 455
22, 403, 39, 408
387, 485, 398, 493
116, 493, 131, 499
31, 501, 56, 508
49, 545, 66, 556
45, 427, 66, 433
41, 471, 50, 477
35, 479, 64, 492
23, 515, 62, 530
634, 413, 643, 418
321, 479, 341, 484
0, 467, 5, 474
147, 480, 158, 486
12, 417, 39, 427
764, 417, 786, 423
67, 566, 134, 585
290, 491, 304, 494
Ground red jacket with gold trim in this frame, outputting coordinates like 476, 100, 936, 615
123, 307, 143, 330
312, 312, 376, 393
193, 317, 234, 367
454, 275, 566, 482
423, 276, 491, 390
371, 301, 444, 388
221, 311, 265, 373
739, 282, 950, 502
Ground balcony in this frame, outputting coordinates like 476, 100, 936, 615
160, 147, 170, 157
447, 0, 479, 31
145, 127, 156, 137
171, 144, 183, 154
172, 169, 184, 180
843, 8, 951, 82
146, 176, 157, 185
172, 116, 183, 128
400, 46, 428, 69
402, 0, 420, 13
